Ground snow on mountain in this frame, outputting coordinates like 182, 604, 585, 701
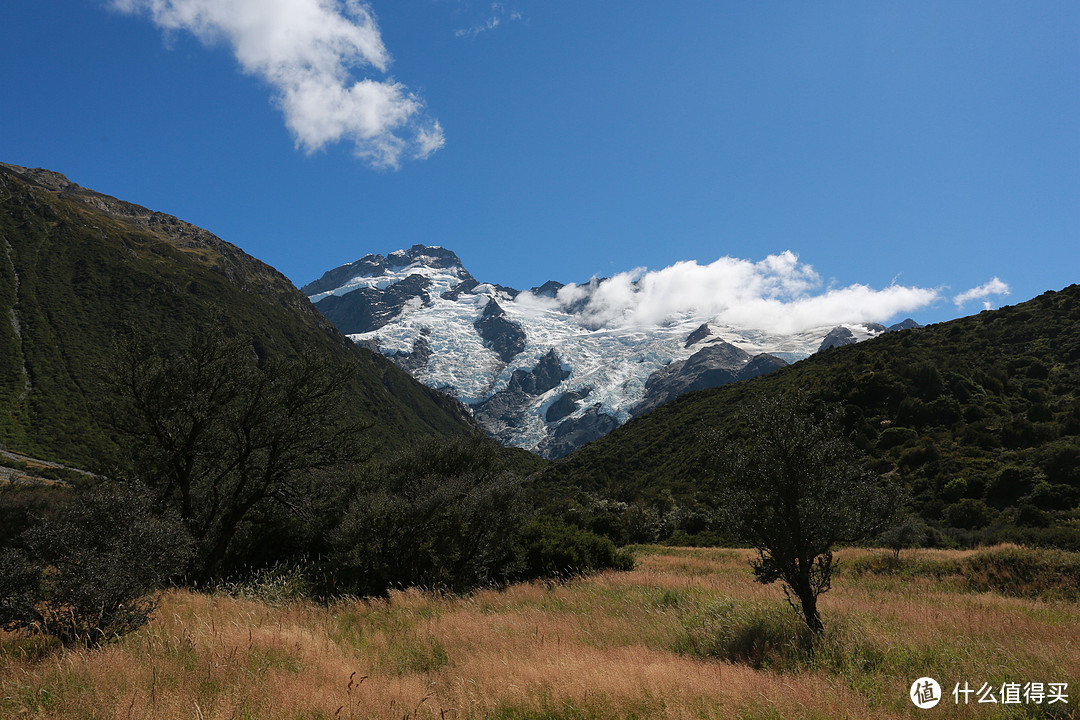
302, 245, 918, 457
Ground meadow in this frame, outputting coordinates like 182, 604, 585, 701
2, 545, 1077, 719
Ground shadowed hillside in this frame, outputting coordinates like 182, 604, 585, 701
0, 163, 477, 467
539, 285, 1080, 548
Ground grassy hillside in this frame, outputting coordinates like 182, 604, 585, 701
539, 285, 1080, 548
0, 163, 476, 467
2, 545, 1077, 719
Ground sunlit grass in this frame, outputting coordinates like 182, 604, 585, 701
2, 545, 1077, 718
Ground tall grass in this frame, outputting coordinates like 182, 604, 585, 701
2, 545, 1078, 719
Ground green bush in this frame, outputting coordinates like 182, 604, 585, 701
675, 601, 886, 675
328, 437, 531, 596
516, 516, 633, 579
876, 426, 917, 450
1, 482, 190, 645
944, 498, 993, 530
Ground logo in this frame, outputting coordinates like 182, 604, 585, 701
911, 677, 942, 709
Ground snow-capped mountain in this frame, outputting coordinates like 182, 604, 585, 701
303, 245, 920, 457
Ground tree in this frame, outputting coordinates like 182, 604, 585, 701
879, 514, 928, 562
101, 327, 368, 580
710, 392, 900, 633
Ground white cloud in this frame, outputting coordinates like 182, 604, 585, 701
111, 0, 443, 169
525, 251, 942, 335
953, 277, 1010, 309
454, 2, 522, 38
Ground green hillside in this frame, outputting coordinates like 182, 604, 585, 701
539, 284, 1080, 548
0, 163, 476, 467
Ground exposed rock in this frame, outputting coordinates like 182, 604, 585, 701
530, 280, 565, 298
441, 277, 479, 301
818, 326, 857, 352
314, 274, 432, 334
538, 406, 619, 459
888, 318, 924, 332
507, 349, 570, 395
474, 299, 527, 363
391, 335, 432, 373
473, 350, 572, 446
302, 244, 469, 297
865, 322, 887, 334
684, 323, 712, 348
631, 341, 787, 417
545, 388, 592, 423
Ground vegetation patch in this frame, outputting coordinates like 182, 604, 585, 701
846, 545, 1080, 601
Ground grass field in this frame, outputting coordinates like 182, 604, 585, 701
2, 546, 1077, 719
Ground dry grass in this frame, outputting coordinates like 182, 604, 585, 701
3, 546, 1078, 719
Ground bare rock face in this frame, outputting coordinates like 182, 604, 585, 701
474, 299, 527, 363
818, 326, 857, 352
631, 341, 787, 418
473, 350, 571, 446
888, 318, 923, 332
684, 323, 712, 348
545, 388, 592, 423
391, 334, 432, 373
538, 406, 618, 458
315, 274, 433, 335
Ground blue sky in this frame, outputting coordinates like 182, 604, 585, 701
2, 0, 1077, 326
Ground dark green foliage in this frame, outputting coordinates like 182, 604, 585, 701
878, 515, 930, 560
539, 284, 1080, 548
102, 326, 368, 580
709, 392, 901, 632
516, 516, 633, 578
676, 601, 815, 670
0, 482, 190, 645
943, 498, 994, 530
328, 436, 531, 596
325, 437, 630, 596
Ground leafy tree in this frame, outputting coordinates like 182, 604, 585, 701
879, 514, 929, 561
710, 392, 900, 633
101, 327, 368, 580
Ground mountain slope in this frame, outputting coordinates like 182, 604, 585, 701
0, 163, 476, 466
537, 285, 1080, 546
304, 246, 924, 457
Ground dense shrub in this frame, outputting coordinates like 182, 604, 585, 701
516, 516, 633, 579
944, 498, 994, 530
0, 482, 190, 645
327, 437, 530, 596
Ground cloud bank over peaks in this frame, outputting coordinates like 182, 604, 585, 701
111, 0, 444, 169
528, 252, 943, 335
953, 277, 1010, 310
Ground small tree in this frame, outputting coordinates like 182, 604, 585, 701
879, 514, 928, 562
710, 392, 899, 633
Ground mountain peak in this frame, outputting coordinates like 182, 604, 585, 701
302, 245, 470, 298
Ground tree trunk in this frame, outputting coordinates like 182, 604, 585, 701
798, 587, 824, 634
